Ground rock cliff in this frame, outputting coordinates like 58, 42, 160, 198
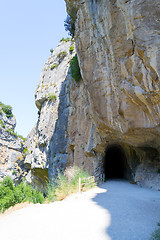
24, 39, 76, 191
25, 0, 160, 191
0, 103, 27, 182
64, 0, 160, 189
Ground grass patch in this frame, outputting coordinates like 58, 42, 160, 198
47, 166, 96, 202
0, 176, 44, 213
70, 54, 81, 81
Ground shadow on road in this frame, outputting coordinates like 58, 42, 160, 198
92, 180, 160, 240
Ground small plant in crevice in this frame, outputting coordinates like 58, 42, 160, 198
69, 45, 74, 54
60, 37, 71, 42
50, 48, 54, 54
57, 51, 67, 63
50, 63, 58, 70
23, 147, 29, 157
47, 93, 57, 101
70, 54, 81, 82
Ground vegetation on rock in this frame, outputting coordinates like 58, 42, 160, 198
149, 227, 160, 240
57, 51, 67, 63
0, 176, 44, 212
70, 54, 81, 81
50, 48, 54, 54
47, 166, 96, 202
69, 45, 74, 54
50, 63, 58, 70
47, 93, 57, 101
0, 101, 13, 118
64, 5, 77, 38
60, 37, 71, 42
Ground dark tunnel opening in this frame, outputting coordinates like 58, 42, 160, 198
104, 145, 132, 180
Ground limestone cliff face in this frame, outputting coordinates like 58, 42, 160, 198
64, 0, 160, 189
0, 107, 26, 182
25, 40, 77, 190
25, 0, 160, 190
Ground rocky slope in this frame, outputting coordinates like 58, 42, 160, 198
0, 104, 27, 182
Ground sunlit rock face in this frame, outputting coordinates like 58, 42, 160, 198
0, 110, 25, 182
65, 0, 160, 189
25, 40, 77, 191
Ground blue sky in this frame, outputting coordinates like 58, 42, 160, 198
0, 0, 68, 137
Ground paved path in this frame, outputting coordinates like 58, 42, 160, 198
0, 180, 160, 240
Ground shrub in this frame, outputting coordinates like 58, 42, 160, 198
149, 228, 160, 240
57, 51, 67, 63
0, 102, 13, 118
50, 63, 58, 70
69, 45, 74, 54
0, 177, 44, 213
60, 37, 71, 42
70, 54, 81, 81
50, 48, 54, 54
64, 14, 76, 38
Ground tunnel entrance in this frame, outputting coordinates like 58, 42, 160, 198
104, 145, 131, 180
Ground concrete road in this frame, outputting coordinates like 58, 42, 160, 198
0, 180, 160, 240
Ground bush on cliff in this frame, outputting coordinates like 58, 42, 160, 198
70, 54, 81, 81
0, 101, 13, 118
0, 176, 44, 213
64, 15, 75, 38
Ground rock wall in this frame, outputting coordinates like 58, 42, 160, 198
0, 107, 26, 182
25, 40, 77, 190
64, 0, 160, 189
25, 0, 160, 190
